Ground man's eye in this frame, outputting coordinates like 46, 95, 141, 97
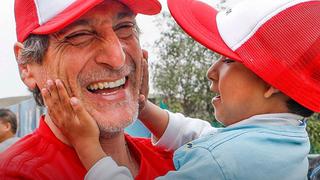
115, 23, 135, 38
64, 31, 94, 46
222, 59, 235, 64
65, 32, 92, 39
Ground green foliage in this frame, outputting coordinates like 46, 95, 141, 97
152, 12, 221, 126
307, 114, 320, 154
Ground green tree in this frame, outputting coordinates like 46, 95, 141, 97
152, 12, 220, 126
307, 114, 320, 154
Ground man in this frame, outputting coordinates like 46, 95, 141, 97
0, 0, 174, 179
0, 109, 19, 152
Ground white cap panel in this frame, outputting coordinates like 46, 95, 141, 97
216, 0, 312, 51
34, 0, 76, 25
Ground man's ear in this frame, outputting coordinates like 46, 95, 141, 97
14, 42, 37, 90
264, 86, 281, 98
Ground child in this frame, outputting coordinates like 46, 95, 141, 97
42, 0, 320, 179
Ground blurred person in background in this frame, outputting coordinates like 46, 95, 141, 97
0, 108, 19, 152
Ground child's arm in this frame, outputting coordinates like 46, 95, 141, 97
138, 100, 169, 140
139, 102, 216, 151
138, 58, 216, 151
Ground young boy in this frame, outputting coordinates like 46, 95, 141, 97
42, 0, 320, 179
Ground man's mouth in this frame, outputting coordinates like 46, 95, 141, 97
86, 77, 128, 95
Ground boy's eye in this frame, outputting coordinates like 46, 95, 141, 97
222, 59, 235, 63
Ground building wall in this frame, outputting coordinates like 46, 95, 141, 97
8, 98, 44, 137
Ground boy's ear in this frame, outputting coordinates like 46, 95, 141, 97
264, 86, 281, 98
14, 42, 37, 90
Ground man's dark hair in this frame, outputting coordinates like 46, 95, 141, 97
19, 34, 49, 106
0, 109, 18, 134
286, 99, 314, 117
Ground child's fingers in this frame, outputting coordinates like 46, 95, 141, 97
41, 88, 51, 107
70, 97, 94, 126
55, 79, 73, 111
44, 79, 74, 129
54, 79, 77, 128
140, 59, 149, 99
46, 79, 67, 118
42, 86, 63, 127
138, 94, 146, 112
46, 80, 60, 105
142, 49, 149, 63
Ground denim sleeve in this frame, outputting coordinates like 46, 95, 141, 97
85, 157, 133, 180
156, 147, 226, 180
152, 111, 217, 151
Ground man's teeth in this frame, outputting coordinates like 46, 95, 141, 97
88, 78, 126, 91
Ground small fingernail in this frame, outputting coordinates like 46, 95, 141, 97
70, 97, 79, 106
47, 80, 53, 86
41, 88, 47, 94
55, 79, 62, 86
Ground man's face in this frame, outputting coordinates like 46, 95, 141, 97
31, 0, 143, 134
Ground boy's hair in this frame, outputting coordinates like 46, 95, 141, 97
287, 99, 314, 118
0, 109, 18, 134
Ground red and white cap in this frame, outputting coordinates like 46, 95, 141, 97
15, 0, 162, 42
168, 0, 320, 112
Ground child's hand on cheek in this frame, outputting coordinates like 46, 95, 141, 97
41, 79, 106, 170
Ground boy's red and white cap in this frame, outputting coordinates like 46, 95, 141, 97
15, 0, 162, 42
168, 0, 320, 112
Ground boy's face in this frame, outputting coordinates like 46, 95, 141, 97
207, 57, 271, 126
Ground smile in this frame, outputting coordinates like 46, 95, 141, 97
87, 77, 127, 94
213, 94, 221, 100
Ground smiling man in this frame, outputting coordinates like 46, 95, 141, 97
0, 0, 174, 179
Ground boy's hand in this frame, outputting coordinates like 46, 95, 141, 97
41, 79, 100, 149
41, 79, 106, 170
139, 49, 149, 113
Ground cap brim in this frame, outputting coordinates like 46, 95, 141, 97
167, 0, 241, 61
121, 0, 162, 15
33, 0, 161, 35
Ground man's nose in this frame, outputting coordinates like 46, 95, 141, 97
95, 32, 125, 70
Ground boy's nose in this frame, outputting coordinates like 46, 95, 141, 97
207, 61, 219, 81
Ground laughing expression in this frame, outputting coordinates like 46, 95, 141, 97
207, 57, 269, 126
31, 1, 143, 134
